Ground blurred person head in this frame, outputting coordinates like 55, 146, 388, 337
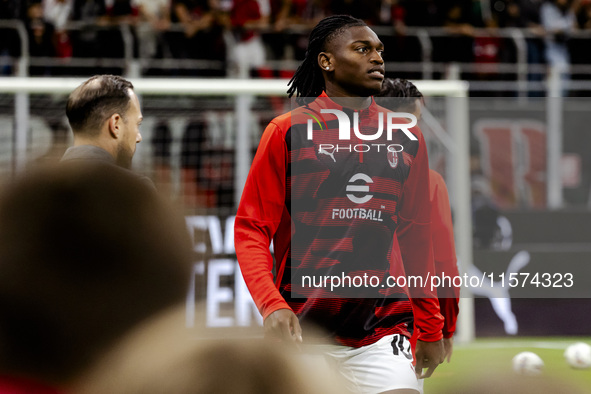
26, 0, 44, 20
0, 163, 192, 387
66, 75, 143, 169
77, 311, 347, 394
287, 15, 385, 104
377, 77, 424, 118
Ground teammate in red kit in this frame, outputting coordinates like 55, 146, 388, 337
424, 170, 460, 362
378, 78, 460, 387
378, 77, 461, 369
235, 16, 444, 393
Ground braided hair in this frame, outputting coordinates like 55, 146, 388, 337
287, 15, 367, 105
377, 78, 424, 112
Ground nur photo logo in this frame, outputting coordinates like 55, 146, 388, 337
306, 109, 418, 142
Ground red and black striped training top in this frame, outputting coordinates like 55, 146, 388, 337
235, 92, 443, 347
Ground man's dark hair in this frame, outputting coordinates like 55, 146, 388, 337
377, 78, 424, 112
0, 163, 192, 383
66, 75, 134, 135
287, 15, 366, 104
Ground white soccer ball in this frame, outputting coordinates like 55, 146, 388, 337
512, 351, 544, 376
564, 342, 591, 369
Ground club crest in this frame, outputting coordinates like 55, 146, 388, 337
387, 150, 398, 168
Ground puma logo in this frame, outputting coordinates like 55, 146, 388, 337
318, 146, 336, 162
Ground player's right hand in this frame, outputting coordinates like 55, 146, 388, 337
264, 309, 303, 345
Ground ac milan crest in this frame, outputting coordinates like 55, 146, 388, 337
387, 151, 399, 168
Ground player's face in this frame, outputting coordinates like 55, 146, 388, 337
322, 26, 385, 97
116, 89, 143, 169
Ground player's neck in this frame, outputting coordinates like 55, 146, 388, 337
324, 85, 372, 110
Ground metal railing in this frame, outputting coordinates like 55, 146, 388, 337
3, 20, 591, 95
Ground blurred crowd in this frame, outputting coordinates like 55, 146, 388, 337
0, 0, 590, 76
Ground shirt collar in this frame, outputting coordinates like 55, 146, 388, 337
0, 375, 62, 394
312, 91, 379, 117
61, 145, 116, 164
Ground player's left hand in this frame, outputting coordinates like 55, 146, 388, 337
443, 337, 454, 363
415, 339, 445, 379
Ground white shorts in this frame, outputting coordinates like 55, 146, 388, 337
319, 334, 420, 394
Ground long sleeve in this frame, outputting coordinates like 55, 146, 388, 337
234, 119, 291, 320
396, 130, 444, 342
429, 169, 460, 338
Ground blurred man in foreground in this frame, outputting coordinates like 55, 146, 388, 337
0, 163, 192, 393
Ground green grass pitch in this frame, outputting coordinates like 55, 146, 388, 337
423, 338, 591, 393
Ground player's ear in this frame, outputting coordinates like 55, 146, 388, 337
108, 114, 121, 138
318, 52, 332, 72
